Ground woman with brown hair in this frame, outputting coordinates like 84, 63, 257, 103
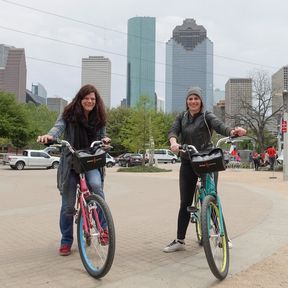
38, 84, 110, 256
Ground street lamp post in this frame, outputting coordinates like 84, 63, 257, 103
283, 90, 288, 181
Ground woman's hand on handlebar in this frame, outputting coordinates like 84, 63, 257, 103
102, 136, 111, 144
170, 139, 181, 154
37, 134, 54, 144
230, 127, 246, 137
101, 136, 112, 149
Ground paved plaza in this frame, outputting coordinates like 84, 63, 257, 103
0, 164, 288, 288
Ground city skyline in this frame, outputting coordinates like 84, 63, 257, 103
0, 0, 287, 107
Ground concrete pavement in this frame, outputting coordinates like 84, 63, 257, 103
0, 164, 287, 287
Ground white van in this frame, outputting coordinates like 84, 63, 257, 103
152, 149, 178, 164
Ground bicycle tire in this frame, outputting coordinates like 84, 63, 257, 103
194, 185, 203, 245
201, 194, 229, 280
77, 194, 115, 278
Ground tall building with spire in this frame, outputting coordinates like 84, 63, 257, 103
0, 44, 26, 102
127, 16, 156, 108
165, 19, 213, 113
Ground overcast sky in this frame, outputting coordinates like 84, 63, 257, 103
0, 0, 287, 107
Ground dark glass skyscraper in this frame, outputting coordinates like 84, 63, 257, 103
127, 17, 156, 108
165, 19, 213, 113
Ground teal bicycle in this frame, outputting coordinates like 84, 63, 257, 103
181, 136, 235, 280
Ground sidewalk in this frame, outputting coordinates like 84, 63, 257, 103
0, 165, 287, 287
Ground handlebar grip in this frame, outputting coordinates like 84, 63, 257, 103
44, 138, 61, 146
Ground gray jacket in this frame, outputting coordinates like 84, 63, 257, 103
48, 114, 106, 194
168, 110, 232, 158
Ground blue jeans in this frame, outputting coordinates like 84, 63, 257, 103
60, 169, 104, 246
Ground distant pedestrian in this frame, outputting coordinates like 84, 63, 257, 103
236, 153, 241, 162
248, 152, 253, 169
267, 146, 276, 170
231, 147, 237, 161
252, 151, 260, 171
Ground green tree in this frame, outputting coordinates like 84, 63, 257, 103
22, 103, 58, 149
106, 106, 132, 155
120, 96, 152, 154
0, 92, 31, 150
109, 97, 175, 165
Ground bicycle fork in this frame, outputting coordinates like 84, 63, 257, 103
208, 195, 225, 237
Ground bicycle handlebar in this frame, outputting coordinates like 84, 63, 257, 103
46, 139, 112, 154
180, 135, 241, 154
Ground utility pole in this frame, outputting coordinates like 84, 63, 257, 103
283, 90, 288, 181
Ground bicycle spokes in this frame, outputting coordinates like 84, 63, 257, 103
201, 195, 229, 280
77, 194, 115, 279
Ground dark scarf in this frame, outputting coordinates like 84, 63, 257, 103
73, 114, 98, 150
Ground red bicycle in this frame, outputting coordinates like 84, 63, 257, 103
51, 139, 115, 278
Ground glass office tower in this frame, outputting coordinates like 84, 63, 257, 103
165, 19, 213, 113
127, 17, 156, 108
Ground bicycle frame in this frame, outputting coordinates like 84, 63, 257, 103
76, 173, 103, 239
188, 136, 237, 237
199, 173, 225, 237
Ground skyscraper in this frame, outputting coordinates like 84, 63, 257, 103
225, 78, 252, 126
127, 17, 156, 108
0, 44, 26, 102
165, 19, 213, 113
81, 56, 111, 108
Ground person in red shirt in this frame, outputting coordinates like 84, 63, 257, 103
267, 146, 276, 170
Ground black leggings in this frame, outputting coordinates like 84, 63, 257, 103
177, 161, 198, 240
177, 161, 219, 240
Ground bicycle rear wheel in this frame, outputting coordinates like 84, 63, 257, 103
77, 194, 115, 278
194, 185, 202, 245
201, 194, 229, 280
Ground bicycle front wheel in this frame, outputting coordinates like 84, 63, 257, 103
201, 195, 229, 280
77, 194, 115, 279
194, 185, 202, 245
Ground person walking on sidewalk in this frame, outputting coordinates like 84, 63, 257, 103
163, 87, 246, 253
37, 84, 110, 256
252, 151, 260, 171
267, 146, 277, 171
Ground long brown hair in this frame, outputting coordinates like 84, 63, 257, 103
63, 84, 107, 128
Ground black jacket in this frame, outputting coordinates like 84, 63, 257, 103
168, 110, 232, 158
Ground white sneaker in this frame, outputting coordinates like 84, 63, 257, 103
228, 239, 233, 249
163, 239, 185, 253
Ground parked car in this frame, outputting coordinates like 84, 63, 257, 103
2, 153, 14, 165
8, 150, 60, 170
42, 146, 61, 156
118, 153, 146, 167
106, 153, 116, 168
151, 149, 178, 164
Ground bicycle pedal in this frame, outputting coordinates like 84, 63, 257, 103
187, 206, 198, 213
190, 217, 197, 223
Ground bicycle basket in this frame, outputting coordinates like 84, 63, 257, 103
72, 147, 106, 173
190, 148, 226, 174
